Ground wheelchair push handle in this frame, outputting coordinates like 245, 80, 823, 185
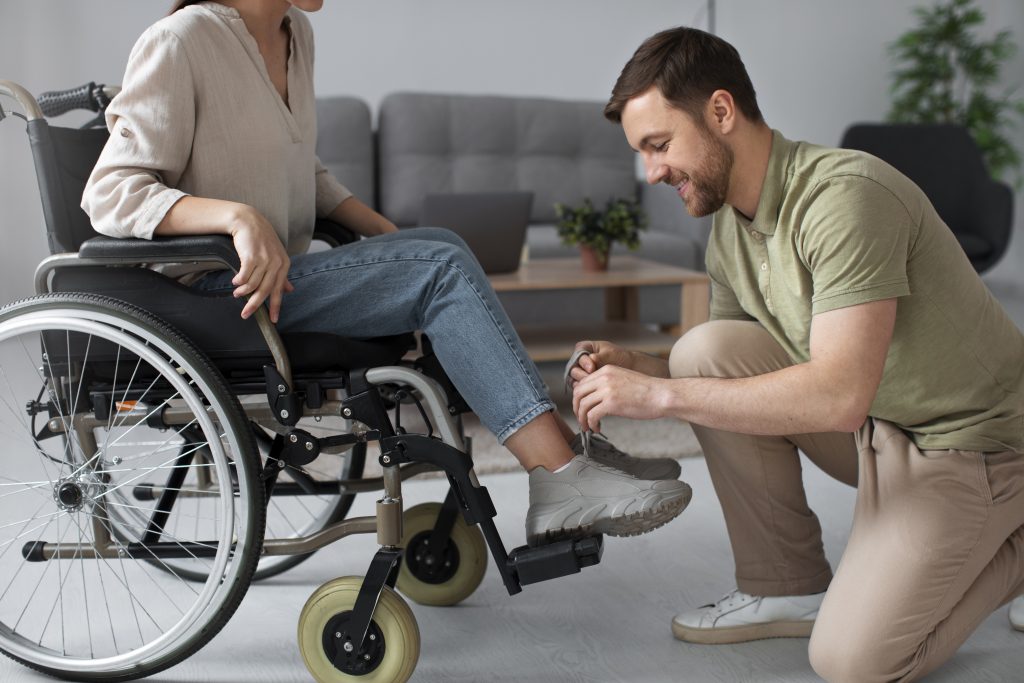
0, 79, 44, 120
0, 79, 120, 122
37, 82, 118, 118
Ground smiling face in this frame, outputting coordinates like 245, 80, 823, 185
621, 87, 734, 218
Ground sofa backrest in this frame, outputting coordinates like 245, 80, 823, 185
316, 96, 376, 208
377, 92, 637, 227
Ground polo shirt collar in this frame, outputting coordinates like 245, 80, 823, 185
743, 129, 796, 236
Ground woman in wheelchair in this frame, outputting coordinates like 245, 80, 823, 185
81, 0, 691, 548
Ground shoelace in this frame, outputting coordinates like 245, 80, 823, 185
564, 347, 593, 458
706, 589, 757, 617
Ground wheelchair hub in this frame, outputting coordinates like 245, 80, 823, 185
321, 611, 386, 675
52, 473, 103, 512
404, 531, 460, 584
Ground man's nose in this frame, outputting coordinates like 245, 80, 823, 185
645, 160, 668, 185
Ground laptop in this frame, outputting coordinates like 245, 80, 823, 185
418, 191, 534, 274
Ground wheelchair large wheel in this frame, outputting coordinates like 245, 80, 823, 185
0, 294, 264, 681
134, 424, 364, 583
298, 576, 419, 683
252, 426, 364, 581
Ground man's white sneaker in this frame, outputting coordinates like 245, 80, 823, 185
1010, 596, 1024, 632
570, 432, 682, 480
672, 589, 823, 644
526, 454, 691, 546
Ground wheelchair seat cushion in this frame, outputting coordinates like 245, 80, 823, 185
281, 331, 415, 373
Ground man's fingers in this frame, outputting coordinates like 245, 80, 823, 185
577, 391, 605, 433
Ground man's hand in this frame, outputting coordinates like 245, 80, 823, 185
569, 340, 634, 377
228, 206, 293, 323
572, 365, 671, 433
569, 339, 671, 386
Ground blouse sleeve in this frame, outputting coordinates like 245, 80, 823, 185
314, 156, 353, 217
81, 28, 195, 240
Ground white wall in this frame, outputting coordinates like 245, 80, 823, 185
1, 0, 1022, 302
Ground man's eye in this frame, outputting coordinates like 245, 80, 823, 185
654, 142, 669, 153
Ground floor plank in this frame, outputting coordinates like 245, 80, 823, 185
3, 458, 1019, 682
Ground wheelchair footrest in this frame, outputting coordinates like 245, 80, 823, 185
506, 535, 603, 587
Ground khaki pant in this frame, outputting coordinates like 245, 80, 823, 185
669, 321, 1024, 682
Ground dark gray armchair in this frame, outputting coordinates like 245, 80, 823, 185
840, 123, 1013, 273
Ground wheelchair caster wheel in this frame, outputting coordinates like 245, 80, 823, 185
396, 502, 487, 606
298, 576, 419, 683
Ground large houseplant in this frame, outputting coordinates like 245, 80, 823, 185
887, 0, 1024, 185
554, 197, 646, 271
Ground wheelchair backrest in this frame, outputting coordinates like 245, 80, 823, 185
28, 118, 108, 255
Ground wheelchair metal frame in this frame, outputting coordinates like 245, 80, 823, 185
0, 78, 603, 683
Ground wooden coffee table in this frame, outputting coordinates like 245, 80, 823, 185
487, 256, 710, 362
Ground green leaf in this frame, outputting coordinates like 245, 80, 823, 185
886, 0, 1023, 182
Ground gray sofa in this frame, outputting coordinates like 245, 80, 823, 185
316, 92, 710, 327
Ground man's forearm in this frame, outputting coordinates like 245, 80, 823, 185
631, 351, 671, 378
661, 362, 866, 436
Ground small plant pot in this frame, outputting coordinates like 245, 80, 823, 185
579, 245, 609, 272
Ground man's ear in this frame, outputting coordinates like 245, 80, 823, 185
706, 89, 736, 134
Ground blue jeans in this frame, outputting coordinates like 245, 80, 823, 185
192, 228, 553, 443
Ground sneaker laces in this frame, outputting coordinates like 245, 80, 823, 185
704, 589, 757, 617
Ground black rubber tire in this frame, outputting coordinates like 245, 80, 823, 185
0, 293, 265, 682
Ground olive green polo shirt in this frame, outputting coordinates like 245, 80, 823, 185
706, 130, 1024, 452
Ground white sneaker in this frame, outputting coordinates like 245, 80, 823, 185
1010, 596, 1024, 632
526, 454, 691, 546
672, 588, 823, 644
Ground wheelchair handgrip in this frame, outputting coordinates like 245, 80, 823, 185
37, 82, 110, 118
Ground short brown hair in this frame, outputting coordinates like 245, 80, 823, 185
605, 27, 763, 125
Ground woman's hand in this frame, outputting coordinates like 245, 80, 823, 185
227, 205, 293, 323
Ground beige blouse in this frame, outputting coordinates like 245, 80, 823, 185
81, 2, 351, 263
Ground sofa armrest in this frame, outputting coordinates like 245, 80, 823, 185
78, 235, 241, 271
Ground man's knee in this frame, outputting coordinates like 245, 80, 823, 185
669, 320, 788, 379
808, 620, 907, 682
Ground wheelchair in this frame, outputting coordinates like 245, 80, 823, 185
0, 80, 604, 682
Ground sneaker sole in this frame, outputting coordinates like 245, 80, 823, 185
528, 483, 692, 546
671, 619, 814, 644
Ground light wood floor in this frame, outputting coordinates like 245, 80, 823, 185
3, 456, 1019, 683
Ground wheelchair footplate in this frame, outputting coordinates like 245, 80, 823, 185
507, 535, 604, 586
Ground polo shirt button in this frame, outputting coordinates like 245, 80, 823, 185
760, 262, 768, 271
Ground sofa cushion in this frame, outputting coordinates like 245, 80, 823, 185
378, 92, 637, 226
316, 96, 375, 207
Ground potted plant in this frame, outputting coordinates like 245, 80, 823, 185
554, 197, 647, 271
888, 0, 1024, 185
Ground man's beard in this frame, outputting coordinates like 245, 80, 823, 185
680, 130, 733, 218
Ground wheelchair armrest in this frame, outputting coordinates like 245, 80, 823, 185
312, 218, 359, 248
78, 235, 240, 271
